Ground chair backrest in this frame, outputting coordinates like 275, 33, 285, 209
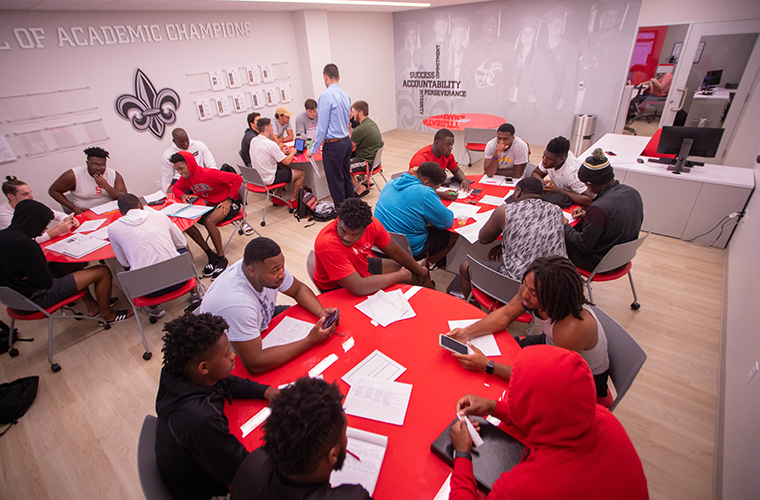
464, 128, 496, 145
591, 306, 647, 411
306, 250, 317, 288
641, 128, 675, 159
523, 162, 538, 178
117, 253, 197, 300
238, 163, 267, 188
236, 179, 248, 212
591, 230, 651, 276
371, 142, 385, 170
0, 286, 45, 313
467, 254, 521, 305
371, 232, 413, 259
60, 192, 75, 215
137, 415, 175, 500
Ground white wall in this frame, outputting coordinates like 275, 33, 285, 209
327, 11, 397, 133
0, 10, 306, 209
638, 0, 760, 26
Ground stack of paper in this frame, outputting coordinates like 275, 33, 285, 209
355, 289, 415, 327
446, 202, 481, 220
447, 319, 502, 356
479, 194, 507, 206
342, 350, 406, 386
90, 200, 119, 215
45, 233, 109, 258
330, 427, 388, 495
454, 209, 494, 244
261, 316, 314, 349
142, 190, 167, 204
343, 376, 413, 426
74, 219, 106, 233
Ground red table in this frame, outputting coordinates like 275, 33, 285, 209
40, 197, 199, 263
225, 285, 521, 499
422, 114, 505, 131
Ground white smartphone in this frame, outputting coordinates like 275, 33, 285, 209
439, 334, 469, 355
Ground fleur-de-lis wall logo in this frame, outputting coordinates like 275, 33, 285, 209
115, 69, 180, 140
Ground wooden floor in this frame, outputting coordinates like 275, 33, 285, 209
0, 129, 723, 500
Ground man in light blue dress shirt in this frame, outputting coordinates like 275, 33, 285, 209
308, 63, 353, 207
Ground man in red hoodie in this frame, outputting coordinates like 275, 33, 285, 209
449, 345, 649, 500
171, 151, 243, 279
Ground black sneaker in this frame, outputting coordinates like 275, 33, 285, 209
211, 257, 228, 280
202, 262, 216, 278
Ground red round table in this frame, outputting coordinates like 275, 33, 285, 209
224, 285, 521, 499
422, 114, 505, 131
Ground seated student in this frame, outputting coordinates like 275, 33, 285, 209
272, 106, 294, 144
564, 149, 644, 272
447, 256, 610, 399
314, 198, 432, 295
171, 151, 243, 279
1, 176, 78, 242
409, 128, 470, 193
0, 200, 130, 323
155, 312, 278, 500
231, 377, 371, 500
375, 161, 458, 267
531, 136, 592, 207
107, 194, 191, 319
48, 146, 128, 214
483, 123, 530, 178
160, 128, 217, 192
294, 99, 318, 141
637, 70, 673, 111
349, 100, 383, 197
249, 117, 304, 209
198, 237, 338, 374
449, 346, 648, 500
458, 177, 566, 298
239, 112, 261, 166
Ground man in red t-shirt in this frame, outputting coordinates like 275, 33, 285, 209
409, 128, 471, 193
313, 198, 432, 295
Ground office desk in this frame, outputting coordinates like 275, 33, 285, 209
40, 197, 199, 263
291, 149, 331, 200
225, 286, 521, 498
686, 89, 731, 128
580, 134, 754, 248
423, 114, 504, 167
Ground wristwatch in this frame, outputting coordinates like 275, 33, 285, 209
453, 450, 472, 461
485, 360, 495, 375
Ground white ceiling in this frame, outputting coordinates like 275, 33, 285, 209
0, 0, 487, 14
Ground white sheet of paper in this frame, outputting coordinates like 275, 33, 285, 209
344, 377, 412, 426
329, 427, 388, 495
241, 407, 270, 438
74, 219, 106, 233
308, 156, 321, 177
0, 136, 17, 163
342, 337, 355, 353
479, 194, 507, 206
478, 174, 507, 186
354, 289, 415, 328
89, 200, 119, 215
157, 203, 189, 216
461, 414, 484, 447
308, 353, 339, 377
88, 226, 110, 241
448, 319, 502, 357
261, 316, 314, 349
486, 415, 502, 427
403, 286, 422, 300
563, 211, 576, 223
143, 190, 167, 203
454, 221, 484, 244
433, 474, 452, 500
342, 350, 406, 386
447, 202, 481, 219
45, 233, 109, 258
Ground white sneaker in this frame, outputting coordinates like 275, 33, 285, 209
144, 304, 166, 318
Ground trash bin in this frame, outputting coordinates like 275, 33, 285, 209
570, 114, 597, 156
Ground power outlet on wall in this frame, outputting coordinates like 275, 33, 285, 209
748, 360, 759, 384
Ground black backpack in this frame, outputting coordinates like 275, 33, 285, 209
0, 376, 39, 436
294, 185, 319, 221
0, 320, 31, 356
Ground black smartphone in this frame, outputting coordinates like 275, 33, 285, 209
323, 309, 339, 329
439, 334, 468, 355
294, 138, 305, 154
187, 196, 199, 204
147, 199, 166, 206
470, 188, 482, 196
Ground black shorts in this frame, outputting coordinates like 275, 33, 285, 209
198, 199, 241, 225
273, 167, 292, 184
413, 227, 452, 260
367, 257, 383, 275
26, 273, 79, 311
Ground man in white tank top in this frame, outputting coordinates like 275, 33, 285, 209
446, 255, 611, 399
48, 147, 127, 215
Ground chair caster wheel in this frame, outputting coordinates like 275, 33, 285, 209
9, 348, 19, 357
142, 352, 152, 361
103, 323, 111, 330
238, 229, 244, 235
149, 316, 158, 324
51, 363, 61, 373
631, 302, 641, 310
261, 221, 266, 227
74, 312, 82, 321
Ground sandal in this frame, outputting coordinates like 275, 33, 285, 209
106, 309, 133, 326
87, 297, 120, 318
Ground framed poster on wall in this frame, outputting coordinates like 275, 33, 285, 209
226, 69, 242, 89
264, 88, 278, 106
278, 85, 292, 103
195, 100, 213, 121
209, 71, 226, 92
215, 97, 232, 116
232, 93, 247, 113
261, 64, 275, 83
246, 66, 262, 85
250, 90, 265, 109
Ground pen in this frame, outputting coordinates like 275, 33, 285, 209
346, 449, 361, 461
332, 331, 345, 337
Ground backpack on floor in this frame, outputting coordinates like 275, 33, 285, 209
312, 201, 337, 222
295, 185, 319, 221
0, 376, 39, 436
0, 320, 31, 355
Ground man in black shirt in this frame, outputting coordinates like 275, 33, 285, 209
231, 377, 371, 499
239, 112, 261, 166
155, 312, 278, 500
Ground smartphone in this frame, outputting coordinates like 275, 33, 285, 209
323, 309, 339, 329
470, 188, 482, 196
294, 138, 305, 154
439, 334, 469, 355
187, 196, 199, 204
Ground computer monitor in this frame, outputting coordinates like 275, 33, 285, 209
652, 126, 724, 174
702, 69, 723, 89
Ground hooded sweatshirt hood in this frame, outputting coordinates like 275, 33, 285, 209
10, 199, 53, 238
178, 149, 201, 179
392, 172, 426, 191
119, 208, 149, 226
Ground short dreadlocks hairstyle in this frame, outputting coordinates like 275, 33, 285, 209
263, 377, 345, 477
243, 237, 281, 266
545, 136, 570, 157
337, 198, 373, 230
161, 312, 229, 377
524, 256, 589, 322
84, 146, 109, 159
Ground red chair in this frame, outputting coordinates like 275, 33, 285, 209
238, 164, 289, 227
467, 256, 534, 330
464, 128, 495, 168
351, 142, 387, 191
641, 128, 675, 159
0, 287, 107, 372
